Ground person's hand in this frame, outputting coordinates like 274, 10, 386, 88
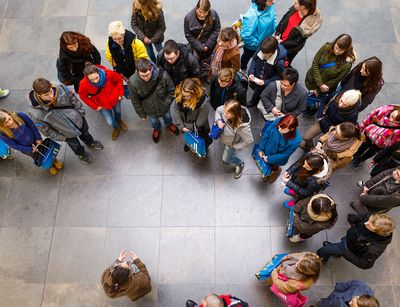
96, 106, 103, 111
182, 127, 190, 133
258, 151, 264, 158
254, 77, 264, 86
283, 172, 291, 179
319, 84, 330, 93
129, 252, 138, 260
249, 74, 255, 82
363, 186, 369, 194
144, 37, 152, 45
118, 96, 124, 101
274, 35, 282, 44
216, 120, 225, 129
203, 46, 209, 52
32, 145, 38, 153
118, 250, 126, 261
271, 107, 282, 117
36, 139, 43, 145
312, 89, 319, 96
262, 156, 268, 162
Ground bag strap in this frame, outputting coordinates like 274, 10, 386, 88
374, 123, 400, 130
275, 80, 283, 111
87, 86, 104, 98
319, 62, 336, 69
196, 20, 208, 40
50, 105, 74, 110
139, 69, 164, 101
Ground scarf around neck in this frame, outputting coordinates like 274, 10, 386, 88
89, 68, 106, 88
322, 130, 357, 153
210, 38, 238, 76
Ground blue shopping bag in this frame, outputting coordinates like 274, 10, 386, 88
0, 139, 10, 158
33, 138, 61, 170
255, 253, 288, 280
183, 127, 206, 158
306, 92, 327, 110
251, 144, 272, 176
286, 207, 295, 238
208, 121, 224, 140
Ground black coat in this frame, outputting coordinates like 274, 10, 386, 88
209, 73, 247, 110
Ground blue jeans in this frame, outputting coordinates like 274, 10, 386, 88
222, 145, 242, 166
148, 110, 173, 130
317, 238, 347, 262
99, 101, 122, 129
146, 42, 163, 63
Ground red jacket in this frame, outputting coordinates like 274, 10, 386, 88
78, 65, 124, 110
199, 295, 248, 307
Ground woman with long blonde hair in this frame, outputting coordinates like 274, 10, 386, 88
131, 0, 166, 63
171, 78, 212, 152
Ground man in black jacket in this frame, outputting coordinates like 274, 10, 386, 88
156, 39, 200, 86
317, 213, 394, 269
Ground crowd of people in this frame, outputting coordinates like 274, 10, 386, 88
0, 0, 399, 306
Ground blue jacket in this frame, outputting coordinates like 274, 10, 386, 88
258, 117, 301, 166
320, 280, 374, 307
0, 112, 42, 153
248, 44, 287, 86
241, 3, 277, 51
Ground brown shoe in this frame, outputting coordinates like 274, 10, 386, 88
266, 166, 282, 183
119, 119, 128, 132
48, 166, 58, 175
53, 159, 63, 170
112, 128, 120, 140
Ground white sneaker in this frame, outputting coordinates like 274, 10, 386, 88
289, 234, 303, 243
0, 88, 9, 98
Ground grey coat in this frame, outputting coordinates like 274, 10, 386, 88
260, 81, 307, 116
29, 83, 85, 141
129, 66, 175, 118
130, 9, 166, 44
215, 105, 254, 150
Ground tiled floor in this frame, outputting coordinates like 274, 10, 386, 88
0, 0, 399, 306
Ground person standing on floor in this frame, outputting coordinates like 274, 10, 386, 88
131, 0, 166, 63
368, 142, 400, 177
215, 99, 254, 179
29, 78, 103, 164
101, 250, 152, 302
129, 59, 179, 143
78, 63, 128, 141
56, 31, 101, 93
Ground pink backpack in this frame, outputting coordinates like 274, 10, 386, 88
269, 274, 308, 307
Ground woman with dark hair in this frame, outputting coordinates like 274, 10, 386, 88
131, 0, 166, 63
283, 194, 337, 242
369, 142, 400, 177
240, 0, 277, 71
283, 150, 332, 200
56, 31, 101, 93
275, 0, 322, 63
78, 63, 127, 141
209, 27, 240, 79
215, 99, 253, 179
258, 114, 302, 183
101, 250, 151, 301
341, 56, 384, 111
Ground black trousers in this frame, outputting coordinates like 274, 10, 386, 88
65, 117, 94, 156
354, 136, 381, 162
240, 46, 256, 71
370, 158, 398, 177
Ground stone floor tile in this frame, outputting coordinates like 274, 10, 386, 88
157, 284, 216, 307
87, 0, 132, 17
0, 18, 43, 52
371, 285, 396, 307
108, 176, 162, 227
0, 283, 44, 307
0, 227, 52, 283
55, 175, 111, 227
5, 0, 45, 18
42, 0, 90, 17
161, 175, 214, 226
387, 228, 400, 285
216, 227, 271, 284
103, 285, 158, 307
158, 227, 215, 284
301, 285, 334, 307
393, 286, 400, 307
46, 227, 106, 283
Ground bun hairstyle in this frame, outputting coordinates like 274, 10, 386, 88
111, 266, 130, 290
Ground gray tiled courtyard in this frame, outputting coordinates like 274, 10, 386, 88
0, 0, 399, 306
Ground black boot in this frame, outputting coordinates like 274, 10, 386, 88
186, 300, 198, 307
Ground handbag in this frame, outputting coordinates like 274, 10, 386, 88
209, 119, 224, 140
252, 143, 272, 176
33, 138, 62, 170
306, 92, 328, 110
257, 81, 283, 121
286, 207, 295, 238
270, 282, 308, 307
183, 124, 207, 158
255, 253, 288, 280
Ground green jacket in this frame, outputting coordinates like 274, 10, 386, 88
305, 43, 353, 94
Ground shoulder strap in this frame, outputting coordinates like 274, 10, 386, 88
374, 123, 400, 130
87, 86, 104, 98
139, 69, 165, 101
196, 20, 208, 39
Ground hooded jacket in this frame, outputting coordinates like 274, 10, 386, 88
209, 73, 247, 110
156, 43, 200, 86
128, 64, 175, 118
215, 105, 254, 150
320, 280, 374, 307
293, 194, 336, 239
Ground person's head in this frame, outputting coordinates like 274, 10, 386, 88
393, 166, 400, 183
280, 67, 299, 92
59, 31, 93, 54
337, 90, 361, 109
294, 0, 317, 15
217, 68, 235, 88
389, 107, 400, 124
335, 122, 362, 140
255, 0, 274, 11
277, 114, 298, 139
175, 78, 203, 110
303, 154, 324, 174
310, 194, 338, 225
260, 36, 279, 56
136, 58, 153, 81
195, 0, 211, 23
83, 63, 100, 84
201, 294, 223, 307
295, 252, 322, 281
32, 78, 54, 102
217, 27, 239, 48
355, 56, 383, 94
132, 0, 162, 21
329, 34, 356, 62
365, 213, 395, 237
108, 21, 126, 46
111, 265, 130, 290
223, 99, 243, 128
349, 295, 380, 307
0, 109, 24, 139
163, 40, 180, 64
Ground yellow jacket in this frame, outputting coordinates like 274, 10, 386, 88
105, 38, 148, 68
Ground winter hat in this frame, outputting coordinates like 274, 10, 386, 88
341, 89, 362, 106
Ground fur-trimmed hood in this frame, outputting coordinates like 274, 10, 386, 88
307, 194, 335, 222
298, 8, 322, 38
308, 149, 333, 185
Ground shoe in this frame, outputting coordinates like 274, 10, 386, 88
112, 128, 120, 141
357, 180, 365, 188
234, 162, 245, 179
48, 166, 58, 175
118, 119, 128, 132
186, 300, 198, 307
323, 241, 332, 246
79, 152, 92, 164
89, 140, 104, 150
266, 166, 282, 183
168, 124, 180, 135
283, 200, 295, 209
221, 160, 229, 167
184, 144, 190, 152
53, 159, 63, 170
152, 129, 160, 143
284, 187, 297, 197
352, 159, 362, 169
289, 234, 303, 243
3, 152, 15, 160
0, 88, 10, 98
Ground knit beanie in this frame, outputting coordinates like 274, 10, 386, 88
341, 89, 362, 106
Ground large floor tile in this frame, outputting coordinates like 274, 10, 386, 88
0, 18, 43, 52
88, 0, 132, 16
157, 284, 217, 307
0, 283, 44, 307
5, 0, 45, 18
42, 0, 90, 17
159, 227, 215, 284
